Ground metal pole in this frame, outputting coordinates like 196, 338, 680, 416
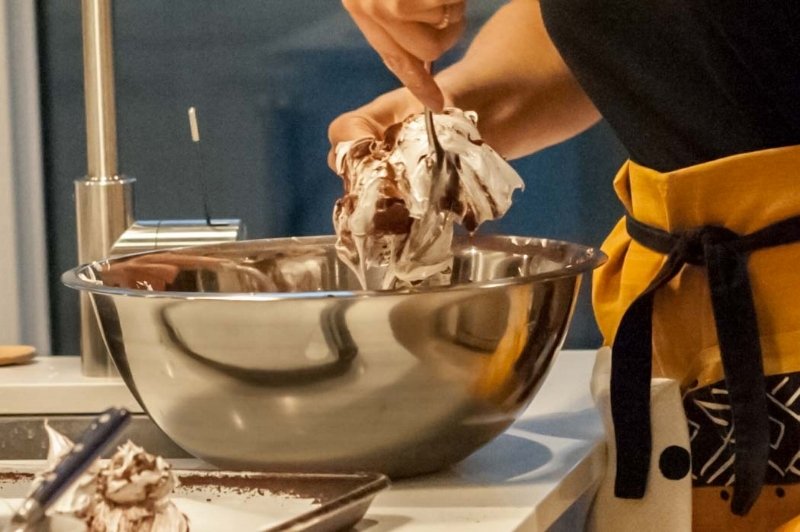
75, 0, 135, 376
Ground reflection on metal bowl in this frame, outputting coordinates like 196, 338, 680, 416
62, 235, 605, 478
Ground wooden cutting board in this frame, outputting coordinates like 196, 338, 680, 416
0, 345, 36, 366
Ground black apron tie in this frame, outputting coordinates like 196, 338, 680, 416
611, 213, 800, 516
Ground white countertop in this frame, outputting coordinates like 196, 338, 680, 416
363, 349, 605, 531
0, 357, 142, 415
0, 350, 605, 531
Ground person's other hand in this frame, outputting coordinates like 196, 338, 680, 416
342, 0, 466, 111
328, 88, 424, 169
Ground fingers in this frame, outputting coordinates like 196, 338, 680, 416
370, 1, 466, 58
382, 2, 466, 26
329, 113, 385, 146
348, 10, 446, 110
356, 0, 466, 23
379, 16, 465, 62
342, 0, 466, 110
327, 89, 424, 170
327, 112, 385, 169
343, 0, 466, 59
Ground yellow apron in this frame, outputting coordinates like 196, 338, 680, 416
592, 145, 800, 531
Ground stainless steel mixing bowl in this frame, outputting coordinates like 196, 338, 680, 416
62, 235, 605, 478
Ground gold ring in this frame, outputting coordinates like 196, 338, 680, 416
433, 4, 451, 30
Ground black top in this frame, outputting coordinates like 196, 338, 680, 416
539, 0, 800, 171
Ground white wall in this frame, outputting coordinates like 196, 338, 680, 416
0, 0, 50, 353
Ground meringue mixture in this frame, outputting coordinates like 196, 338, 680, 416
35, 424, 189, 532
77, 442, 188, 532
333, 108, 524, 290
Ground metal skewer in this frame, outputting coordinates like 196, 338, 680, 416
188, 106, 213, 226
423, 62, 446, 182
399, 61, 453, 267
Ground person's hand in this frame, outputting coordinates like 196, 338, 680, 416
332, 0, 601, 167
342, 0, 466, 111
328, 87, 425, 169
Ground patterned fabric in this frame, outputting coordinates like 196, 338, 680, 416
607, 214, 800, 512
589, 148, 800, 527
685, 372, 800, 487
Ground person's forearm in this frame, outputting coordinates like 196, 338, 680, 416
437, 0, 601, 159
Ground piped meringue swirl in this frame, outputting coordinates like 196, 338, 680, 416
35, 426, 189, 532
78, 441, 189, 532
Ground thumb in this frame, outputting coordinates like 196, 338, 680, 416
327, 113, 385, 171
327, 89, 422, 171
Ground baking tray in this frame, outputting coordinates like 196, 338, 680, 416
0, 468, 389, 532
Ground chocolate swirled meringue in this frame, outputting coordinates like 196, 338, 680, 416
77, 441, 189, 532
34, 425, 188, 532
333, 108, 524, 290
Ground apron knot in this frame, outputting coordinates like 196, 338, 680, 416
611, 214, 800, 515
677, 225, 737, 266
626, 215, 740, 266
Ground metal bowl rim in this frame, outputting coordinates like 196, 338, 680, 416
61, 234, 607, 301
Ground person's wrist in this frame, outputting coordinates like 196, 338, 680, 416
435, 62, 477, 114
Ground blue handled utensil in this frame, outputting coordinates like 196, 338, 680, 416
7, 407, 131, 531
